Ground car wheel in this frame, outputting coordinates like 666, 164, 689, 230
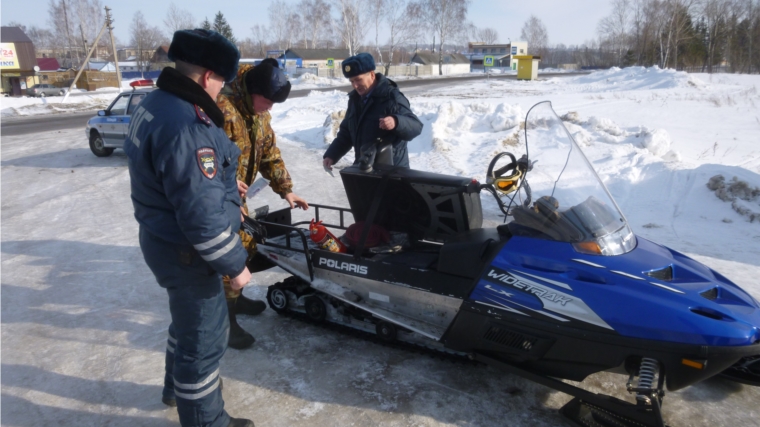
89, 132, 114, 157
39, 92, 45, 98
58, 90, 65, 96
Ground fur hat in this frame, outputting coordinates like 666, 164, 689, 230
168, 29, 240, 83
245, 58, 291, 103
342, 53, 375, 78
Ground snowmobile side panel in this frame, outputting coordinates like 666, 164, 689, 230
445, 301, 760, 390
312, 250, 475, 299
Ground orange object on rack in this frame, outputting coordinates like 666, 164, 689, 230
309, 219, 347, 253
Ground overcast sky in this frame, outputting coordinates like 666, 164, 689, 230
1, 0, 611, 48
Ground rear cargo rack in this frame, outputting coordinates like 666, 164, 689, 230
259, 204, 353, 281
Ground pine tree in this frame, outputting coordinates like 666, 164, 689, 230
213, 12, 236, 44
201, 17, 212, 30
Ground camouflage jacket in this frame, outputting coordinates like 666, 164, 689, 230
217, 63, 293, 196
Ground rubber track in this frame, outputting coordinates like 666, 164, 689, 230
273, 295, 477, 366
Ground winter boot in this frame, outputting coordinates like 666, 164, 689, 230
235, 292, 267, 316
228, 417, 255, 427
227, 299, 255, 349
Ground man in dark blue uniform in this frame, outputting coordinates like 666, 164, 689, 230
323, 52, 423, 170
125, 29, 254, 427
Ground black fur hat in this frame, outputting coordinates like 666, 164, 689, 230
245, 58, 291, 103
168, 29, 240, 83
342, 52, 375, 78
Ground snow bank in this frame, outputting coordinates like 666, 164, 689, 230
290, 73, 346, 89
569, 66, 706, 92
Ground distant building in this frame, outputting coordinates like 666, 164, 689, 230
117, 47, 139, 62
466, 42, 528, 70
86, 61, 117, 72
410, 52, 471, 74
1, 26, 38, 96
152, 46, 170, 63
36, 57, 60, 72
280, 48, 351, 68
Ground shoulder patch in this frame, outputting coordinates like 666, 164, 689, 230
196, 147, 217, 179
195, 105, 212, 126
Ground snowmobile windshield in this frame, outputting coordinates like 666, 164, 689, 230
509, 101, 636, 256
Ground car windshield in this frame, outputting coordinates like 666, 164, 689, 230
507, 102, 636, 256
109, 95, 130, 116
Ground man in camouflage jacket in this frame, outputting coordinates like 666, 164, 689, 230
217, 58, 308, 349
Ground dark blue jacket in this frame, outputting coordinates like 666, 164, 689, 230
124, 79, 247, 278
324, 73, 422, 167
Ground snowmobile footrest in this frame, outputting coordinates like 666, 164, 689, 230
474, 353, 667, 427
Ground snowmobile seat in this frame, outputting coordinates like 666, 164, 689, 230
437, 228, 504, 279
379, 251, 439, 269
340, 164, 483, 245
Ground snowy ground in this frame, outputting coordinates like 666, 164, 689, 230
2, 66, 760, 426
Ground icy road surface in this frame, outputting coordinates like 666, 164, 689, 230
2, 67, 760, 426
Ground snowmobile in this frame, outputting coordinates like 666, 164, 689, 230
244, 101, 760, 427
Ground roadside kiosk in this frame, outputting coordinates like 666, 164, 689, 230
513, 55, 541, 81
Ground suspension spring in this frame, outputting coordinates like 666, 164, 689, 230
636, 357, 659, 403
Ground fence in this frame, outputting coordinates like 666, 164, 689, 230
294, 64, 470, 79
121, 70, 162, 80
76, 70, 120, 91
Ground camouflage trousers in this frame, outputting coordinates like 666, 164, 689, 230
223, 228, 257, 300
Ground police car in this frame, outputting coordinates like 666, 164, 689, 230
85, 88, 154, 157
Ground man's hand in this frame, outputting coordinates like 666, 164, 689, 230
379, 116, 397, 131
237, 180, 248, 198
284, 193, 309, 210
240, 205, 246, 222
322, 157, 334, 170
229, 267, 252, 290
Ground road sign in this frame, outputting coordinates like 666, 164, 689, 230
326, 58, 334, 69
484, 56, 494, 67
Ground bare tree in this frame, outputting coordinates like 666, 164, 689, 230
598, 0, 631, 64
299, 0, 332, 48
520, 15, 549, 56
269, 0, 292, 51
130, 11, 165, 73
384, 0, 423, 71
286, 9, 303, 49
455, 21, 477, 48
476, 27, 499, 44
163, 3, 195, 34
369, 0, 387, 64
701, 0, 732, 72
421, 0, 471, 75
47, 0, 104, 67
250, 24, 268, 57
332, 0, 369, 56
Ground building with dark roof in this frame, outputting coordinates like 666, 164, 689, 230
410, 52, 471, 74
1, 26, 38, 96
36, 57, 61, 71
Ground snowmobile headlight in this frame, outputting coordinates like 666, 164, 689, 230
573, 224, 636, 256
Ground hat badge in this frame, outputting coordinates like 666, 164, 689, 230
345, 65, 351, 72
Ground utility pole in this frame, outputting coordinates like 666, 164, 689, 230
63, 16, 109, 102
61, 0, 76, 68
80, 24, 90, 71
106, 7, 123, 91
